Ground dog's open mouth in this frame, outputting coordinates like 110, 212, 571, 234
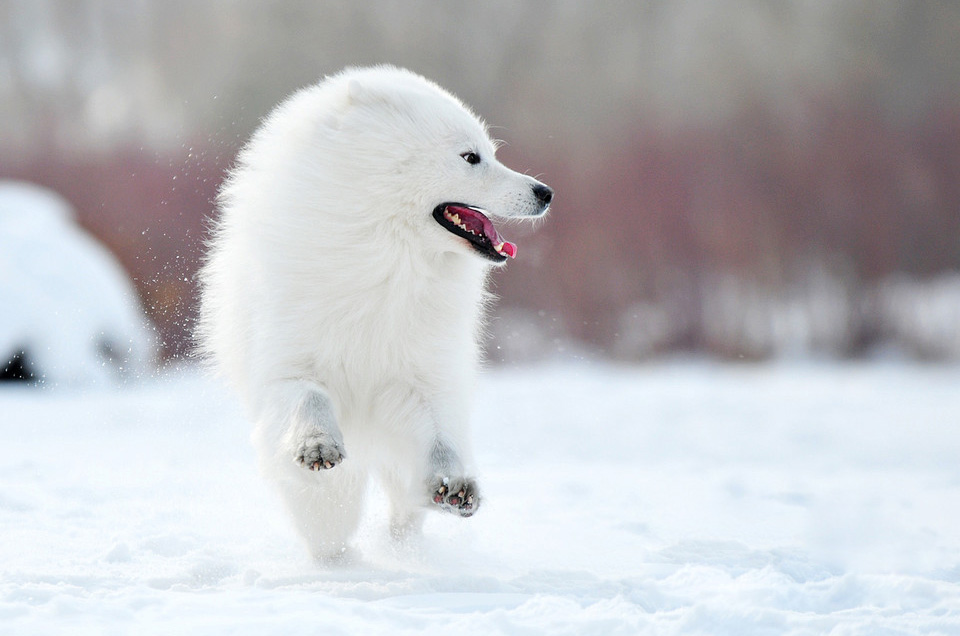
432, 203, 516, 263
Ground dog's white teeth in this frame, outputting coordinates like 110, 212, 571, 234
494, 242, 504, 253
446, 212, 471, 232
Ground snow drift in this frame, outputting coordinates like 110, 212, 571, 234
0, 181, 156, 385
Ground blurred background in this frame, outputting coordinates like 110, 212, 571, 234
3, 0, 960, 373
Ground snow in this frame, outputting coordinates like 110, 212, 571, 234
0, 181, 155, 385
875, 274, 960, 359
2, 362, 960, 634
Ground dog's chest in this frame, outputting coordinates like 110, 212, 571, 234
313, 263, 483, 377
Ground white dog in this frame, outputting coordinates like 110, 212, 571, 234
198, 66, 552, 559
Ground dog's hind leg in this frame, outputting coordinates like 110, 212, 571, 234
274, 466, 367, 562
379, 464, 426, 543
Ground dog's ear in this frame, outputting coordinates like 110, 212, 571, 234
347, 78, 365, 104
347, 79, 376, 106
346, 78, 395, 110
326, 78, 378, 129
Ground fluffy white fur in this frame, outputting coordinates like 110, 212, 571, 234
198, 66, 551, 559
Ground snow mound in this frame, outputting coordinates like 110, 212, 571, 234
0, 181, 156, 385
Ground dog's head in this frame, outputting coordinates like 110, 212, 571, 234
334, 66, 553, 264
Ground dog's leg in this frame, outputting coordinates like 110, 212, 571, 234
380, 434, 479, 526
372, 385, 481, 522
287, 384, 345, 471
253, 380, 361, 560
379, 465, 426, 543
418, 391, 481, 518
274, 465, 367, 562
427, 437, 480, 517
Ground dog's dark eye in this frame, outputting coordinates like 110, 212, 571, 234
460, 151, 481, 165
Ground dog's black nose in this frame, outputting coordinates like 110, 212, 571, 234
532, 183, 553, 207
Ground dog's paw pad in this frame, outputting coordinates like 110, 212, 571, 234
295, 435, 344, 471
430, 477, 479, 517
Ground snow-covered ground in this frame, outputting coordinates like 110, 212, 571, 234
2, 362, 959, 635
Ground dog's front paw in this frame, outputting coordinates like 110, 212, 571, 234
295, 434, 345, 471
430, 476, 480, 517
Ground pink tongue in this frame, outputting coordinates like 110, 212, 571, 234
449, 206, 517, 258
